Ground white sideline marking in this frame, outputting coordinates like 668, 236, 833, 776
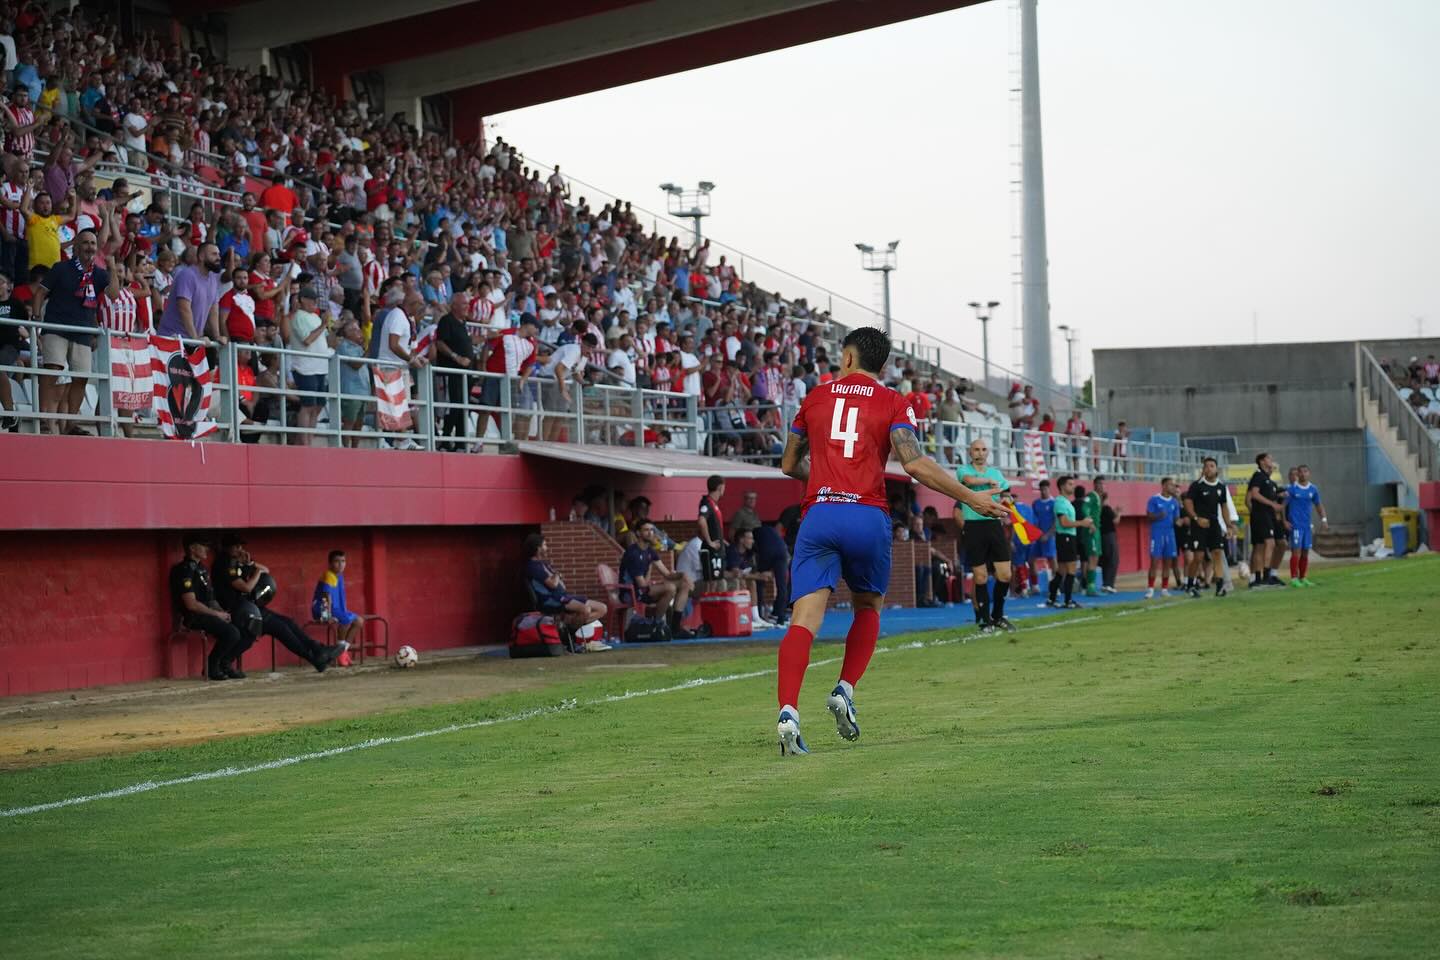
1, 610, 1125, 820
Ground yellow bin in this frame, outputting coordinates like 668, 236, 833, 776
1380, 507, 1419, 549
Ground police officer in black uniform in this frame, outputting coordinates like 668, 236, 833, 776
169, 533, 250, 681
214, 534, 345, 674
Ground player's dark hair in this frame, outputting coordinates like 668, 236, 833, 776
1255, 452, 1269, 466
842, 326, 890, 374
328, 550, 345, 563
707, 475, 724, 493
1073, 484, 1087, 499
1038, 479, 1050, 489
1203, 456, 1218, 466
522, 532, 544, 559
1298, 463, 1308, 470
1161, 476, 1173, 486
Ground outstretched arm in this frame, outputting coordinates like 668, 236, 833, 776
892, 428, 1007, 517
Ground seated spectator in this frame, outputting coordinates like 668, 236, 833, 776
214, 535, 345, 675
724, 528, 777, 626
522, 531, 607, 629
620, 522, 694, 635
169, 534, 249, 682
312, 549, 364, 652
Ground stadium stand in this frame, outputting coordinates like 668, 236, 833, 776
0, 2, 1208, 483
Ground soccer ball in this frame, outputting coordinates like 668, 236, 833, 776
395, 645, 419, 668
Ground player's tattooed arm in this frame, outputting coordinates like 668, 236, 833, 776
780, 433, 810, 481
892, 427, 1008, 518
891, 425, 924, 466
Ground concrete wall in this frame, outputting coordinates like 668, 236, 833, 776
1093, 337, 1440, 535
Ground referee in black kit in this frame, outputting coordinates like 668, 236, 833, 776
1246, 452, 1286, 587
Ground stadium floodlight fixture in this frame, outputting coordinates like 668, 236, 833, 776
856, 241, 900, 337
662, 182, 713, 246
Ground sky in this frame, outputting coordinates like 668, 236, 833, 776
489, 0, 1440, 387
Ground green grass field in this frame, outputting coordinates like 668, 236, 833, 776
3, 558, 1439, 959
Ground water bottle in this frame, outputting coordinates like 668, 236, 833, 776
1036, 567, 1050, 599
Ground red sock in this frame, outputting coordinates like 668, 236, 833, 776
1147, 573, 1155, 588
1299, 551, 1309, 578
1161, 573, 1169, 588
1290, 553, 1299, 579
777, 625, 815, 709
840, 608, 880, 688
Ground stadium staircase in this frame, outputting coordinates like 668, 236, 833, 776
1357, 346, 1440, 497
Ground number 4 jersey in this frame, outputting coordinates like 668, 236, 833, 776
790, 373, 917, 517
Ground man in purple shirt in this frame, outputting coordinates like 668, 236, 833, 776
157, 243, 224, 341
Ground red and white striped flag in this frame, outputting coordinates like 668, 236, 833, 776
150, 335, 219, 440
373, 365, 412, 432
412, 324, 437, 359
109, 334, 153, 412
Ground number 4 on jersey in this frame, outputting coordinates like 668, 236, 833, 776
831, 398, 860, 458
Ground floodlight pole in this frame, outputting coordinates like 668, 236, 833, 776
857, 242, 899, 338
969, 300, 1000, 389
1057, 324, 1078, 405
660, 182, 714, 249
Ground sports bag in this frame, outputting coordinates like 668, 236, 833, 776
624, 615, 671, 643
510, 613, 567, 658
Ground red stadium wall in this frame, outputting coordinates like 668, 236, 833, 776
0, 435, 1166, 697
0, 525, 528, 698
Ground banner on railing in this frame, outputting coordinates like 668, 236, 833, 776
109, 334, 153, 412
374, 366, 412, 431
1023, 431, 1049, 481
150, 335, 219, 440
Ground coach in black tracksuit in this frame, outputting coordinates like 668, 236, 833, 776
170, 534, 251, 681
214, 535, 342, 674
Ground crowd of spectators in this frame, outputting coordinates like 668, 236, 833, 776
0, 3, 1142, 476
0, 3, 869, 447
1386, 354, 1440, 429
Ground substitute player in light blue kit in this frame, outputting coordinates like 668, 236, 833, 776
1285, 464, 1327, 586
1145, 477, 1182, 598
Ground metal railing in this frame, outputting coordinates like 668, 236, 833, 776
694, 398, 1224, 482
0, 315, 700, 453
1358, 346, 1440, 481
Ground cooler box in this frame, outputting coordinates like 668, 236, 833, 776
1389, 523, 1409, 558
699, 590, 752, 637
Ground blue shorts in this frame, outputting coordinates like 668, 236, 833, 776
1012, 540, 1032, 565
1290, 525, 1313, 550
1149, 529, 1178, 560
1035, 535, 1057, 560
791, 503, 892, 599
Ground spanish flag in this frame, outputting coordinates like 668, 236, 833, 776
1008, 502, 1044, 545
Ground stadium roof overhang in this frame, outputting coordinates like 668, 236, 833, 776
188, 0, 986, 121
517, 441, 784, 479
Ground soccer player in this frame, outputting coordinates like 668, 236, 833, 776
1030, 480, 1057, 597
1184, 457, 1237, 598
1145, 477, 1182, 598
1246, 452, 1287, 587
1046, 475, 1091, 608
1081, 477, 1105, 595
1010, 497, 1038, 597
775, 327, 1007, 755
1285, 464, 1328, 586
957, 437, 1015, 633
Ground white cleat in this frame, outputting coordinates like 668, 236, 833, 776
1144, 588, 1154, 599
1160, 588, 1171, 597
826, 684, 860, 742
777, 709, 810, 755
